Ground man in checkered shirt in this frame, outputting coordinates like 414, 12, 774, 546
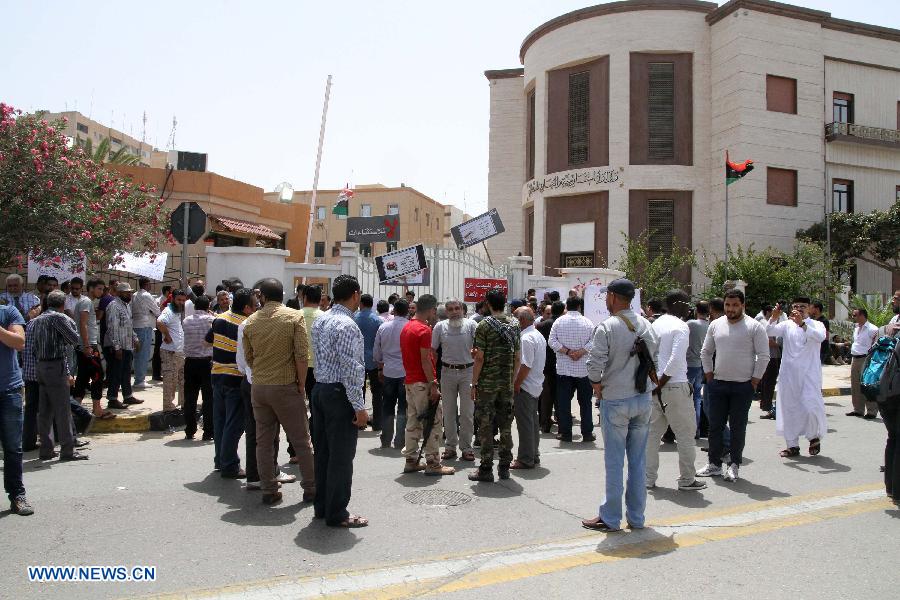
548, 296, 596, 442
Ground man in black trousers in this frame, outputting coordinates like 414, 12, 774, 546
310, 275, 369, 528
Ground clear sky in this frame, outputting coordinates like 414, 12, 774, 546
2, 1, 896, 214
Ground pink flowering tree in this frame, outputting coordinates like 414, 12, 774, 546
0, 102, 173, 269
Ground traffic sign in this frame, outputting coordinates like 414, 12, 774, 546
169, 202, 207, 245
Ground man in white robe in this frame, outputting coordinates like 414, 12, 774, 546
767, 297, 827, 456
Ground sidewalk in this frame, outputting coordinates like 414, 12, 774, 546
86, 364, 856, 435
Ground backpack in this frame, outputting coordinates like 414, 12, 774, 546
861, 334, 900, 406
616, 314, 659, 395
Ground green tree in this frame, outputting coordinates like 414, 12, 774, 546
77, 136, 141, 166
614, 231, 695, 302
797, 203, 900, 291
0, 102, 171, 267
699, 242, 843, 316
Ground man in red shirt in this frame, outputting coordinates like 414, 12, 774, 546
400, 294, 455, 476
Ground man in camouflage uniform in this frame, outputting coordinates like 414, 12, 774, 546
469, 288, 520, 482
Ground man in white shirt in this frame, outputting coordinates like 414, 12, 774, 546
882, 289, 900, 337
511, 307, 546, 469
131, 278, 161, 390
548, 296, 596, 442
646, 290, 706, 491
848, 307, 880, 419
157, 289, 187, 412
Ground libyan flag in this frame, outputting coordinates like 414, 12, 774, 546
332, 186, 353, 216
725, 151, 754, 185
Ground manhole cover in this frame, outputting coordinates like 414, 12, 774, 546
403, 489, 472, 507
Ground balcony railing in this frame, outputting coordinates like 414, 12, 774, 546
825, 122, 900, 148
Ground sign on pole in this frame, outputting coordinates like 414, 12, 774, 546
463, 277, 508, 302
345, 215, 400, 243
169, 202, 206, 245
110, 251, 169, 281
583, 285, 643, 325
450, 208, 505, 249
374, 244, 427, 284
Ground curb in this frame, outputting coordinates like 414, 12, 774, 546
822, 387, 851, 397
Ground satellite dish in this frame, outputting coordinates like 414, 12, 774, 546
275, 181, 294, 203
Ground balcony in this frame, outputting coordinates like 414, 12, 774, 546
825, 122, 900, 149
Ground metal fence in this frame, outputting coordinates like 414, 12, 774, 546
357, 246, 509, 303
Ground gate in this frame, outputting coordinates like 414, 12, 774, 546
357, 246, 508, 303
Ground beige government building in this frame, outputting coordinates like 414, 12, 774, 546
485, 0, 900, 293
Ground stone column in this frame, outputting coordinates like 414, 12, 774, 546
508, 255, 533, 300
339, 242, 358, 278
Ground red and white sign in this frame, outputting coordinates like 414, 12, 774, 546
463, 278, 508, 303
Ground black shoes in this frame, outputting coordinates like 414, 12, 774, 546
221, 469, 247, 479
498, 465, 510, 480
468, 468, 495, 482
60, 453, 89, 461
582, 434, 596, 442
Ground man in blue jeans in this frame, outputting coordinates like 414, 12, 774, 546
548, 296, 597, 443
373, 299, 410, 448
582, 279, 658, 532
0, 302, 32, 515
698, 290, 769, 482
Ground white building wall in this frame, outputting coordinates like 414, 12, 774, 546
486, 76, 526, 264
522, 9, 711, 278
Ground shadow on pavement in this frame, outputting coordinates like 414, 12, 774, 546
295, 520, 362, 554
469, 478, 524, 498
648, 486, 712, 509
510, 466, 550, 480
392, 473, 442, 488
713, 477, 790, 501
221, 498, 307, 527
783, 454, 851, 474
594, 527, 678, 559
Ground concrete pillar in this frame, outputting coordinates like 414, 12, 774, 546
508, 255, 533, 300
339, 242, 358, 278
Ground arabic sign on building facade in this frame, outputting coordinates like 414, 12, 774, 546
345, 216, 400, 243
526, 168, 620, 198
463, 277, 509, 302
450, 208, 505, 249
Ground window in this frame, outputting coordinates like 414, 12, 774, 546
767, 167, 798, 206
425, 213, 430, 227
316, 206, 326, 221
833, 92, 853, 123
314, 241, 325, 258
832, 179, 854, 213
386, 241, 397, 252
896, 185, 900, 202
360, 204, 371, 217
647, 200, 675, 262
359, 243, 372, 257
388, 204, 399, 215
648, 62, 675, 160
526, 89, 536, 180
435, 217, 440, 230
414, 208, 419, 222
766, 75, 797, 114
110, 136, 122, 145
567, 71, 590, 166
76, 123, 88, 134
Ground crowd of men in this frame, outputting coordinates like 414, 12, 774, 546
1, 270, 898, 529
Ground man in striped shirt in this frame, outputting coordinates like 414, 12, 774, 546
310, 275, 368, 528
31, 291, 87, 462
182, 295, 215, 440
549, 296, 597, 442
205, 288, 254, 478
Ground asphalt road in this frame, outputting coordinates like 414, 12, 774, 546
1, 393, 896, 600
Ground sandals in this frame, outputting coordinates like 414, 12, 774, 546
809, 438, 821, 456
509, 460, 534, 470
332, 515, 368, 528
581, 517, 621, 532
779, 447, 800, 458
461, 451, 476, 461
93, 411, 115, 420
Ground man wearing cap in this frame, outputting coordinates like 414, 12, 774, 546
104, 283, 143, 410
583, 279, 658, 532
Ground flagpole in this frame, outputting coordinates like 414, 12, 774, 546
725, 172, 729, 266
303, 75, 333, 275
